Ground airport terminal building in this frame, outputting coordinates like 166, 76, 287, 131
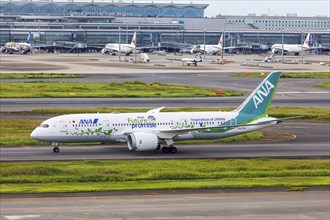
1, 0, 329, 51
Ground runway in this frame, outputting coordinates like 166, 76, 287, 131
1, 122, 329, 161
1, 190, 329, 220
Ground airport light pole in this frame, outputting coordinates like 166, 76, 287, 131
119, 28, 121, 61
221, 30, 224, 63
301, 31, 304, 64
281, 29, 284, 63
134, 29, 137, 63
203, 29, 206, 59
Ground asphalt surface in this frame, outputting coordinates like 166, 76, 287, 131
1, 190, 329, 220
1, 122, 329, 161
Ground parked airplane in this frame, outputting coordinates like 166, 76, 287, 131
1, 32, 32, 54
31, 71, 293, 154
198, 34, 224, 55
271, 33, 310, 55
101, 32, 136, 55
181, 53, 203, 66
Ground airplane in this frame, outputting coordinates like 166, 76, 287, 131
101, 32, 136, 55
1, 32, 32, 54
271, 33, 310, 55
181, 53, 203, 66
198, 33, 224, 55
31, 71, 294, 154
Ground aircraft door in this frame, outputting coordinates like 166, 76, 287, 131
230, 118, 237, 126
60, 121, 68, 132
103, 120, 110, 131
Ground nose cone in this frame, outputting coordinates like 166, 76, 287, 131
30, 128, 39, 140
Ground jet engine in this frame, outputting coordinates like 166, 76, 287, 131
101, 48, 108, 54
127, 132, 159, 151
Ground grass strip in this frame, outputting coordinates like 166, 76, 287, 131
0, 81, 241, 98
316, 82, 330, 88
230, 72, 330, 78
0, 73, 81, 79
1, 159, 329, 193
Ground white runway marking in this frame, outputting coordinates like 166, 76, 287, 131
277, 91, 329, 94
4, 215, 40, 220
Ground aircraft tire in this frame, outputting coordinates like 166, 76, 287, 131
162, 147, 170, 153
162, 146, 177, 153
170, 146, 177, 153
53, 147, 60, 153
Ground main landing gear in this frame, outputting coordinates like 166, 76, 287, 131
51, 142, 60, 153
162, 146, 177, 154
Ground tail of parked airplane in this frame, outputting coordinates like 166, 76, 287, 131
303, 33, 310, 48
131, 32, 136, 48
217, 34, 223, 48
234, 71, 281, 117
26, 31, 31, 44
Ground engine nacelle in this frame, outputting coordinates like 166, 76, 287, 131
127, 132, 159, 151
101, 48, 108, 54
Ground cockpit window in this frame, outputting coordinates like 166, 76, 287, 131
38, 124, 49, 128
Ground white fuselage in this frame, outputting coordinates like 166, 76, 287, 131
271, 44, 309, 54
199, 45, 222, 54
31, 111, 275, 144
2, 42, 31, 52
103, 43, 135, 54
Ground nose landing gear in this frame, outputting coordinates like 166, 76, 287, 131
51, 142, 60, 153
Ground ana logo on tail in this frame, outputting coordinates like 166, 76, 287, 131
253, 80, 275, 109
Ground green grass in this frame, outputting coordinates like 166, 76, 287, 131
0, 81, 241, 98
0, 118, 45, 146
0, 159, 329, 193
268, 107, 330, 121
316, 82, 330, 88
0, 73, 81, 79
230, 72, 330, 78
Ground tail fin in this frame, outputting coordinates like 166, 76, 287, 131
131, 32, 136, 48
303, 33, 310, 48
217, 34, 223, 47
235, 71, 281, 117
26, 31, 31, 44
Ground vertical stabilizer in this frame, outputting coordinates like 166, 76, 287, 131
131, 32, 136, 48
218, 34, 223, 48
235, 71, 281, 117
26, 31, 31, 44
303, 33, 310, 48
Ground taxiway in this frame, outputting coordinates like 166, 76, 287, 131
1, 189, 329, 220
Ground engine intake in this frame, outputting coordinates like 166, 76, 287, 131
127, 132, 159, 151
